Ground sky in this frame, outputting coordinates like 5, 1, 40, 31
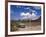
10, 5, 41, 20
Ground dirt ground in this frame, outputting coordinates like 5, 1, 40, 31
17, 21, 41, 31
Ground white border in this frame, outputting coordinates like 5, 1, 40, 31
8, 2, 43, 35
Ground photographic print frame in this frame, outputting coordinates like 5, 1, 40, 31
5, 1, 45, 36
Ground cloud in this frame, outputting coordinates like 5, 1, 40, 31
34, 6, 41, 10
32, 10, 37, 15
32, 10, 36, 13
24, 7, 30, 9
31, 16, 40, 20
20, 12, 40, 20
20, 12, 31, 19
20, 12, 31, 16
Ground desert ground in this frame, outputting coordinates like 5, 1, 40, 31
11, 21, 41, 31
18, 22, 41, 31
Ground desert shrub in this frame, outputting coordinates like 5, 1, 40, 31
11, 21, 22, 31
11, 24, 18, 31
11, 22, 18, 31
